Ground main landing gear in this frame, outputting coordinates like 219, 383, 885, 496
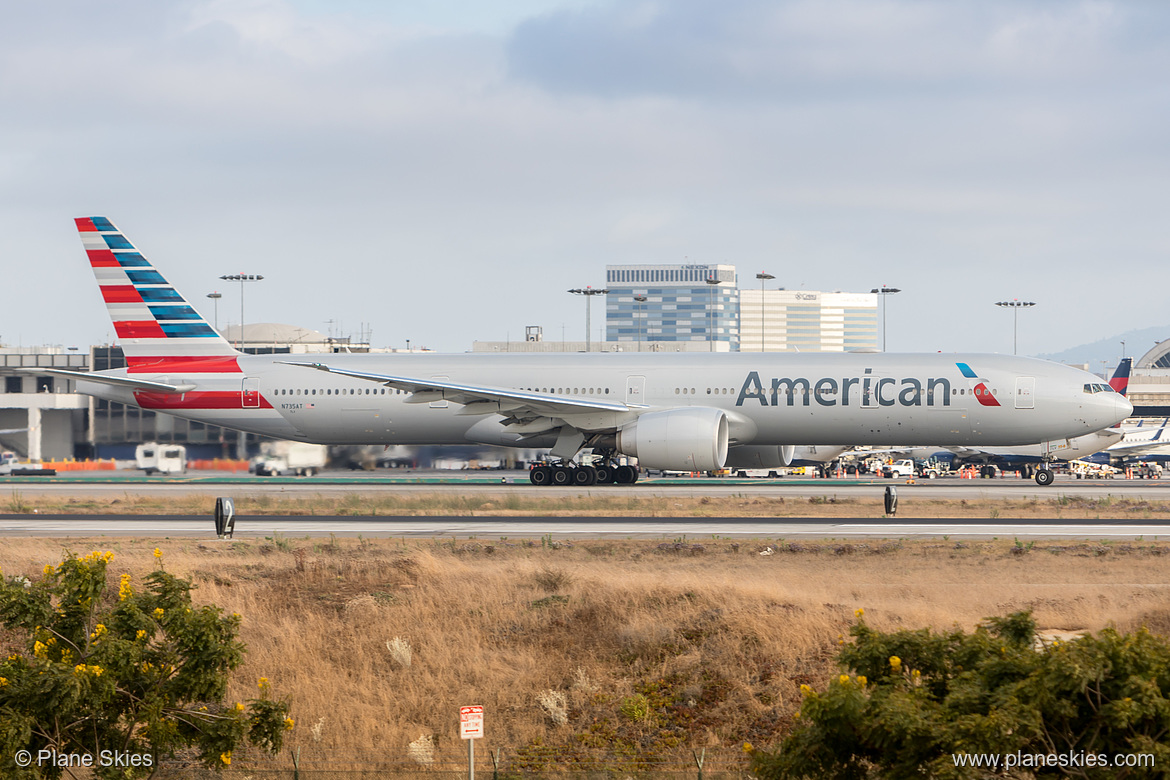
528, 462, 640, 486
1034, 467, 1055, 486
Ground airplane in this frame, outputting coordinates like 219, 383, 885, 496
1089, 417, 1170, 465
889, 359, 1133, 479
34, 217, 1132, 487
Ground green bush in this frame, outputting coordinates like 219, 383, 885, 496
752, 610, 1170, 779
0, 550, 292, 778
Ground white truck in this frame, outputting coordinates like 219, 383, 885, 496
880, 459, 916, 478
135, 443, 187, 475
253, 441, 328, 477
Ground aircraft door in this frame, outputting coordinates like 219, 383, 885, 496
242, 377, 260, 408
626, 375, 646, 405
429, 376, 449, 409
1015, 377, 1035, 409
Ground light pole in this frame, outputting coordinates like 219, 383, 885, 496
706, 276, 724, 352
756, 272, 774, 352
994, 300, 1036, 355
568, 287, 609, 352
870, 286, 901, 352
205, 291, 222, 332
634, 295, 647, 352
220, 274, 264, 350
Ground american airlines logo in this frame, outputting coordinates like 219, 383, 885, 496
735, 363, 997, 408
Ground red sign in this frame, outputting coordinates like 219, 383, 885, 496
460, 705, 484, 739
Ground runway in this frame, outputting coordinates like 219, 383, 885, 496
3, 471, 1170, 500
2, 514, 1169, 539
3, 471, 1168, 539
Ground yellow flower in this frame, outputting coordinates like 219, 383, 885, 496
799, 684, 812, 694
889, 656, 902, 671
153, 608, 165, 619
854, 607, 864, 618
43, 564, 54, 576
258, 676, 270, 692
153, 547, 163, 560
90, 624, 107, 640
33, 641, 47, 658
839, 674, 850, 684
220, 752, 231, 766
119, 574, 133, 601
284, 717, 295, 730
857, 675, 867, 686
103, 551, 114, 563
911, 669, 921, 678
0, 677, 7, 687
741, 741, 754, 754
234, 702, 245, 712
136, 629, 147, 641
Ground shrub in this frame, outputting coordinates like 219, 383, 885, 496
0, 550, 292, 778
752, 611, 1170, 779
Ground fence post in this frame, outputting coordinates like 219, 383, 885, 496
292, 746, 300, 780
693, 747, 705, 780
491, 747, 501, 780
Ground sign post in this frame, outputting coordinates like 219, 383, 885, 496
460, 705, 483, 780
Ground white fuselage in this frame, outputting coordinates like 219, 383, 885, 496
77, 351, 1132, 451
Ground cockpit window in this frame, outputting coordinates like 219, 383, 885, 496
1082, 383, 1115, 394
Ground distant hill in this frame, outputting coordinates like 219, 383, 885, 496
1034, 325, 1170, 369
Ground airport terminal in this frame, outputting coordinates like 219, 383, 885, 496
2, 260, 1165, 464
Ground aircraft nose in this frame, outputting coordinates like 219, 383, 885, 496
1107, 392, 1133, 425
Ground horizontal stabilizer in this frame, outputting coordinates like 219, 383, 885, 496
20, 368, 196, 394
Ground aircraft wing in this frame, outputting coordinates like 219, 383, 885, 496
280, 361, 636, 430
18, 368, 196, 394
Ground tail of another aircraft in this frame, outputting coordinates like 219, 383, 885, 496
76, 217, 242, 373
1109, 357, 1132, 396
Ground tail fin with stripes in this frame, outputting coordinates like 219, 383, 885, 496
76, 217, 242, 373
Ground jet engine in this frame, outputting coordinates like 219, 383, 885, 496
724, 445, 797, 469
616, 407, 728, 471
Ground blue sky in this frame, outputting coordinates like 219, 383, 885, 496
1, 0, 1166, 359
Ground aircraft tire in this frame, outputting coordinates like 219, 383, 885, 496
594, 466, 615, 485
530, 466, 552, 486
614, 465, 637, 484
1035, 468, 1055, 486
573, 466, 597, 486
551, 467, 572, 486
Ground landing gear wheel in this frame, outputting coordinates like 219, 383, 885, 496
594, 465, 615, 485
530, 466, 552, 486
614, 465, 638, 484
1035, 468, 1055, 486
551, 466, 572, 486
981, 465, 997, 479
572, 466, 597, 486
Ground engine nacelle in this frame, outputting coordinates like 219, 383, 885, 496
616, 408, 729, 472
724, 445, 797, 469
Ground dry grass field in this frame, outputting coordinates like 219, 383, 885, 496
4, 533, 1170, 776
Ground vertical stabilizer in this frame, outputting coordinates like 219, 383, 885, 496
1109, 357, 1132, 396
76, 217, 242, 373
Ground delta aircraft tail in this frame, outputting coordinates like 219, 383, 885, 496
75, 217, 242, 373
1109, 357, 1132, 396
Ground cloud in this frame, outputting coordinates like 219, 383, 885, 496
506, 0, 1155, 101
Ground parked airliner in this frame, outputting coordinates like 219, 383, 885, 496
39, 217, 1132, 486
